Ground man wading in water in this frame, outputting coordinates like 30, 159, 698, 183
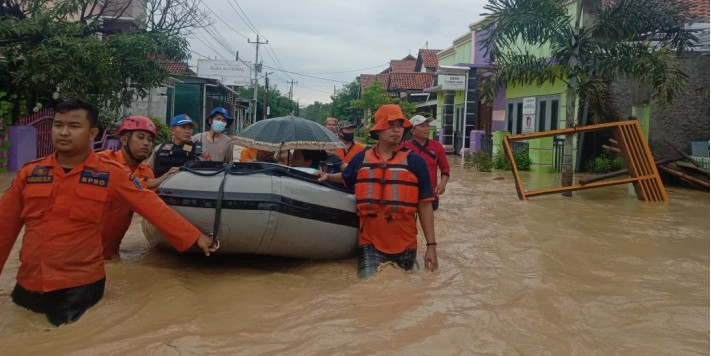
316, 104, 438, 278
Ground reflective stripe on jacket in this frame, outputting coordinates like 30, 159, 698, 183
355, 148, 419, 222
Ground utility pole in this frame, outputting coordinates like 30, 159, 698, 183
264, 72, 273, 119
287, 79, 297, 114
248, 35, 268, 124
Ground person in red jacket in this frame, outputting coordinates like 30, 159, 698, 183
403, 115, 450, 211
97, 115, 180, 259
317, 104, 438, 278
0, 100, 216, 326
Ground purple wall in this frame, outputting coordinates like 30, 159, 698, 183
493, 87, 506, 110
474, 30, 491, 67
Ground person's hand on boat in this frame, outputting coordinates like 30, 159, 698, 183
424, 245, 438, 272
314, 171, 329, 182
195, 234, 216, 256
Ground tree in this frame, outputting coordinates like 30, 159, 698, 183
0, 0, 191, 123
351, 82, 393, 127
330, 80, 360, 123
145, 0, 209, 35
478, 0, 695, 194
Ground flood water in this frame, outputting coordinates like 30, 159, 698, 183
1, 157, 708, 355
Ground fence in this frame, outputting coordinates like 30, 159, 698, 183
553, 138, 565, 172
481, 135, 493, 156
19, 109, 55, 159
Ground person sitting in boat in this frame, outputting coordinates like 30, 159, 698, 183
290, 149, 328, 175
315, 104, 438, 278
240, 147, 277, 163
98, 115, 181, 259
146, 114, 208, 177
0, 100, 217, 327
191, 107, 234, 163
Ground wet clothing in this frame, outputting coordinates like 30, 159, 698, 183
97, 149, 155, 259
147, 141, 202, 177
334, 141, 365, 163
342, 145, 434, 255
12, 278, 105, 326
192, 132, 234, 163
403, 139, 449, 211
357, 244, 416, 278
0, 151, 202, 295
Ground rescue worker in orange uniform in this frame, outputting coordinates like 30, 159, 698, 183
97, 115, 180, 259
0, 100, 216, 326
317, 104, 438, 278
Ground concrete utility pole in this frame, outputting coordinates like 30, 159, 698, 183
287, 79, 297, 114
264, 71, 273, 119
248, 35, 268, 124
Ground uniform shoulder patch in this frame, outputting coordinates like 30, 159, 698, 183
128, 174, 144, 190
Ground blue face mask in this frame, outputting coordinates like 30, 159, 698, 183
212, 120, 227, 133
341, 132, 355, 142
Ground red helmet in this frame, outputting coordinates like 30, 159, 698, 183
118, 116, 157, 137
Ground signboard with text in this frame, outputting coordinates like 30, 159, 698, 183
197, 59, 251, 87
439, 74, 466, 91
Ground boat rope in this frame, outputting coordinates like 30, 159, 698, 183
211, 161, 235, 250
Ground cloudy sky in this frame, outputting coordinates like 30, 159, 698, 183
187, 0, 490, 106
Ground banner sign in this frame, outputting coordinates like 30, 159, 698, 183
197, 60, 251, 87
439, 74, 466, 91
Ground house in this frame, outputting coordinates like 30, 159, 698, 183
609, 0, 710, 159
424, 23, 504, 156
358, 50, 441, 124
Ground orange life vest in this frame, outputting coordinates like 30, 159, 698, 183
355, 148, 419, 222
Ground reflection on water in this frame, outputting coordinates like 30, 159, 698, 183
0, 158, 708, 355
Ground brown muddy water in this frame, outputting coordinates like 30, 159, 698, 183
1, 157, 708, 355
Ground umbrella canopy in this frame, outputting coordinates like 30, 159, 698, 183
232, 116, 345, 151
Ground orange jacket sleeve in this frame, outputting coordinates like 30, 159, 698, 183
108, 165, 201, 252
0, 171, 27, 276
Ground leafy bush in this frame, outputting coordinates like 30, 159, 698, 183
149, 116, 171, 147
586, 152, 625, 173
493, 148, 530, 171
465, 150, 493, 172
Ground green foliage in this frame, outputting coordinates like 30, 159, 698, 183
586, 151, 626, 173
0, 91, 15, 172
0, 2, 190, 123
354, 127, 376, 145
493, 148, 530, 171
149, 116, 171, 147
478, 0, 694, 119
465, 150, 493, 172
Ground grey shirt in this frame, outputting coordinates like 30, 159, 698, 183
191, 132, 234, 162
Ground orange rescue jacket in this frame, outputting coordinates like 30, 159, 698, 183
97, 149, 156, 258
355, 148, 420, 253
0, 152, 201, 292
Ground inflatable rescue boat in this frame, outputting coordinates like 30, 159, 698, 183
142, 161, 359, 259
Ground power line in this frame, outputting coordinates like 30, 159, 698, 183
263, 64, 350, 83
304, 63, 389, 75
199, 0, 250, 40
229, 0, 263, 37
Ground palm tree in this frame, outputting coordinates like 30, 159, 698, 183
478, 0, 696, 195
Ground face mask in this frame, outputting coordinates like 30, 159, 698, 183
341, 132, 355, 142
212, 121, 227, 133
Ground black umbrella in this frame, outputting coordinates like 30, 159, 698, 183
231, 116, 345, 151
